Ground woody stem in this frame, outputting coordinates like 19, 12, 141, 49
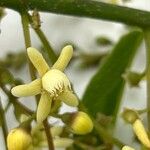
43, 119, 55, 150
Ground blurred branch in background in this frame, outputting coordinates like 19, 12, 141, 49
0, 0, 150, 28
0, 51, 27, 70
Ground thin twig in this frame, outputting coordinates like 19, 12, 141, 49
0, 98, 8, 150
94, 121, 125, 148
0, 84, 33, 115
33, 28, 57, 64
26, 12, 57, 64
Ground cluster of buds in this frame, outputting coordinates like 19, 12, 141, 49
122, 108, 150, 149
7, 45, 93, 149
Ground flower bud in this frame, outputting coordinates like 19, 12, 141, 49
7, 128, 32, 150
122, 71, 144, 87
122, 108, 139, 124
51, 126, 63, 137
62, 111, 93, 135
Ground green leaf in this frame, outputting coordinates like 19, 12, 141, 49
82, 30, 143, 121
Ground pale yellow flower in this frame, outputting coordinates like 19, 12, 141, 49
11, 45, 79, 123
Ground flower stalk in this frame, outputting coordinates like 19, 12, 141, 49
25, 11, 57, 64
43, 119, 55, 150
21, 11, 36, 81
33, 28, 57, 64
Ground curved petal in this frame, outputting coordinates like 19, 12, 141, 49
27, 47, 49, 76
57, 90, 79, 107
36, 92, 52, 123
52, 45, 73, 71
11, 79, 41, 97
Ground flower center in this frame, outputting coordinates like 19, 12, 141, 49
42, 69, 71, 98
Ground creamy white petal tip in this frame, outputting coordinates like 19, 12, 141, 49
27, 47, 49, 76
11, 79, 41, 97
52, 45, 73, 71
122, 146, 135, 150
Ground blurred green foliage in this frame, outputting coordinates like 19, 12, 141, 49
82, 30, 143, 122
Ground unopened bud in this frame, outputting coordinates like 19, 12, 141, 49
122, 108, 139, 124
51, 126, 63, 137
7, 128, 32, 150
62, 111, 93, 135
122, 71, 144, 87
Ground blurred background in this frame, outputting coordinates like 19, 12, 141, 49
0, 0, 150, 149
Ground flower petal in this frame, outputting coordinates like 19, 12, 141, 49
57, 90, 79, 107
11, 79, 41, 97
122, 146, 135, 150
52, 45, 73, 71
27, 47, 49, 76
133, 119, 150, 148
36, 92, 52, 123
